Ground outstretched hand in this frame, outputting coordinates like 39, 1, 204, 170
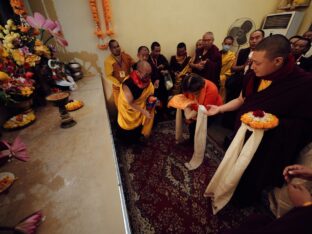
283, 164, 312, 183
205, 105, 221, 116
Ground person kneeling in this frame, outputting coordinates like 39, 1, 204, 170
117, 61, 156, 144
182, 73, 222, 144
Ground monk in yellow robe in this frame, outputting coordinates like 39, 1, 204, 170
117, 61, 155, 143
220, 36, 236, 102
104, 39, 134, 106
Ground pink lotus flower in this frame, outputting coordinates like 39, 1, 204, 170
26, 12, 68, 47
42, 19, 56, 31
47, 20, 68, 47
15, 211, 44, 234
0, 137, 30, 162
26, 12, 47, 30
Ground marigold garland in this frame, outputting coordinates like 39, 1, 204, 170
102, 0, 114, 36
10, 0, 31, 33
89, 0, 114, 50
10, 0, 27, 15
240, 110, 279, 129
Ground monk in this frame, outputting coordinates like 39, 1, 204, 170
223, 29, 264, 130
206, 34, 312, 205
289, 35, 311, 72
117, 61, 155, 143
148, 41, 170, 120
169, 42, 192, 95
104, 40, 134, 106
132, 45, 150, 70
219, 36, 236, 102
190, 32, 222, 89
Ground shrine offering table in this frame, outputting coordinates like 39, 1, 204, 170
0, 75, 129, 234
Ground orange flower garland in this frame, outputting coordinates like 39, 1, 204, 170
10, 0, 31, 33
241, 110, 279, 129
102, 0, 114, 36
89, 0, 114, 50
10, 0, 27, 15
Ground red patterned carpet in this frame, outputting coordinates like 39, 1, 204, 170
114, 121, 269, 234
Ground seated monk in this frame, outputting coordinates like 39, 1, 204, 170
206, 34, 312, 205
117, 61, 155, 144
104, 39, 134, 107
182, 73, 222, 144
169, 42, 192, 95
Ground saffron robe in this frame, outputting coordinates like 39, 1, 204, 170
117, 78, 154, 137
220, 50, 236, 101
104, 52, 134, 106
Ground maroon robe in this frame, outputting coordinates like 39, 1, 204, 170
220, 205, 312, 234
192, 45, 221, 88
232, 57, 312, 204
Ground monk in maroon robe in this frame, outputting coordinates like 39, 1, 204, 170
190, 32, 221, 89
206, 34, 312, 205
220, 205, 312, 234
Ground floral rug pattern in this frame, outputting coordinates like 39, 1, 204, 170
115, 121, 268, 234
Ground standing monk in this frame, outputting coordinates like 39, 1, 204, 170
206, 35, 312, 205
190, 32, 222, 89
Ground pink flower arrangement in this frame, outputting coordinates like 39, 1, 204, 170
26, 12, 68, 47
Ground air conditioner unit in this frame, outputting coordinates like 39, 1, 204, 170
262, 11, 304, 38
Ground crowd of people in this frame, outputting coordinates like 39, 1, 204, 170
104, 29, 312, 233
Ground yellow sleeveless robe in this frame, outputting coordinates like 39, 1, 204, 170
117, 80, 155, 137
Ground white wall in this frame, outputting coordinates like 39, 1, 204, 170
297, 3, 312, 34
29, 0, 312, 114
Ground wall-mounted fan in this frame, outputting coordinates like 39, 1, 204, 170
227, 18, 256, 51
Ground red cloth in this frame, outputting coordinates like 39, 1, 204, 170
130, 71, 150, 89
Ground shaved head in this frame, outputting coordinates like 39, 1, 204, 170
137, 60, 151, 72
136, 61, 152, 84
254, 34, 290, 60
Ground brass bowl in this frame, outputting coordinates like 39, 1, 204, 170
46, 92, 69, 106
